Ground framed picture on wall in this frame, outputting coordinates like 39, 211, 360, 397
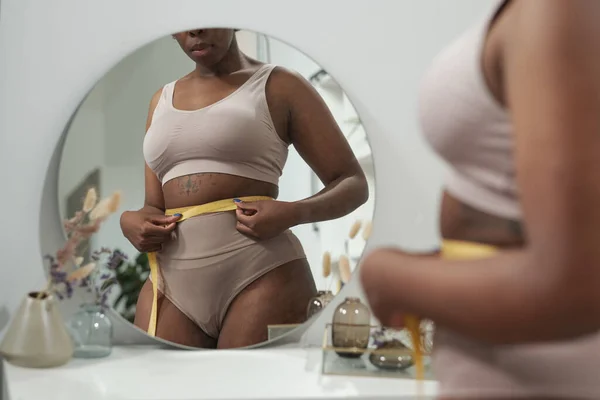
66, 168, 101, 262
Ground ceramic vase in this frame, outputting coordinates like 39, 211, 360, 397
67, 303, 113, 358
306, 290, 334, 319
0, 292, 74, 368
331, 297, 371, 358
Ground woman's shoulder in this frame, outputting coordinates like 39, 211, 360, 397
148, 86, 165, 109
265, 64, 311, 94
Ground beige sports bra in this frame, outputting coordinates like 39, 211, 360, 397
418, 2, 520, 220
143, 64, 288, 186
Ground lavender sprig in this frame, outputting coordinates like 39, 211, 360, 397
372, 327, 389, 347
87, 249, 123, 309
45, 247, 124, 310
106, 250, 127, 270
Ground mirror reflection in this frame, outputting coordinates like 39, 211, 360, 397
58, 28, 375, 349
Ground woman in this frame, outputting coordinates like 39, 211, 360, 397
120, 28, 368, 349
361, 0, 600, 398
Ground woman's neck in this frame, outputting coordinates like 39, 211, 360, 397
193, 40, 251, 77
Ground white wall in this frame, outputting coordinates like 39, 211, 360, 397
0, 0, 496, 346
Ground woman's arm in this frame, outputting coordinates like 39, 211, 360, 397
274, 68, 369, 225
361, 0, 600, 345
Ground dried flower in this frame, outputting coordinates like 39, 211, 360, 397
56, 234, 80, 266
339, 255, 351, 283
322, 251, 331, 278
67, 262, 96, 281
348, 220, 362, 239
75, 220, 101, 238
91, 247, 113, 261
372, 327, 389, 347
100, 291, 110, 309
106, 249, 127, 270
64, 281, 74, 298
362, 220, 373, 241
82, 187, 98, 212
38, 184, 124, 303
100, 277, 118, 292
108, 191, 122, 213
89, 191, 121, 221
44, 255, 60, 271
63, 211, 85, 233
50, 269, 68, 284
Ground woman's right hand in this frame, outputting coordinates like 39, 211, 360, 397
120, 210, 182, 253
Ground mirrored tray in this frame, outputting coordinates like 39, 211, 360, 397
320, 323, 435, 380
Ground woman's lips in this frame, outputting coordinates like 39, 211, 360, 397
190, 45, 212, 57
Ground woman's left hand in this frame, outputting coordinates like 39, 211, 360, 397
234, 199, 298, 239
360, 248, 441, 329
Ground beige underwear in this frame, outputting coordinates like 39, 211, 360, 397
433, 322, 600, 399
150, 210, 306, 338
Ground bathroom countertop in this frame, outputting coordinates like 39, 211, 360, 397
2, 346, 438, 400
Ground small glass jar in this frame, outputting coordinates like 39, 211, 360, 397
369, 339, 414, 371
306, 290, 334, 319
67, 304, 113, 358
331, 297, 371, 358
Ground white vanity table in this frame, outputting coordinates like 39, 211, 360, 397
2, 346, 437, 400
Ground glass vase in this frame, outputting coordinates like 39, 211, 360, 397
331, 297, 371, 358
67, 303, 113, 358
306, 290, 334, 319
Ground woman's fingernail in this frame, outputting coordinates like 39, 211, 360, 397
233, 198, 241, 203
174, 213, 182, 217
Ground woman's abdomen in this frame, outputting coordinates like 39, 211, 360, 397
435, 192, 600, 398
158, 210, 307, 268
440, 191, 524, 248
162, 173, 279, 209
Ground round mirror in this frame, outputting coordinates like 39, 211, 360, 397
56, 28, 375, 349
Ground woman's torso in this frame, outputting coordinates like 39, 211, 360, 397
420, 1, 600, 397
144, 61, 290, 209
423, 0, 522, 248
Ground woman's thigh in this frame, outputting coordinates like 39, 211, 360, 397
134, 279, 217, 348
216, 258, 317, 349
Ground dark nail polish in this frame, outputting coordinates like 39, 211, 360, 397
233, 198, 241, 203
174, 213, 182, 217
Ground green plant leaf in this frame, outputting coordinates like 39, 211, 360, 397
100, 277, 118, 293
126, 297, 137, 309
111, 251, 149, 322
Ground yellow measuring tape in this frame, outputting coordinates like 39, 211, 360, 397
146, 196, 273, 336
404, 239, 499, 381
